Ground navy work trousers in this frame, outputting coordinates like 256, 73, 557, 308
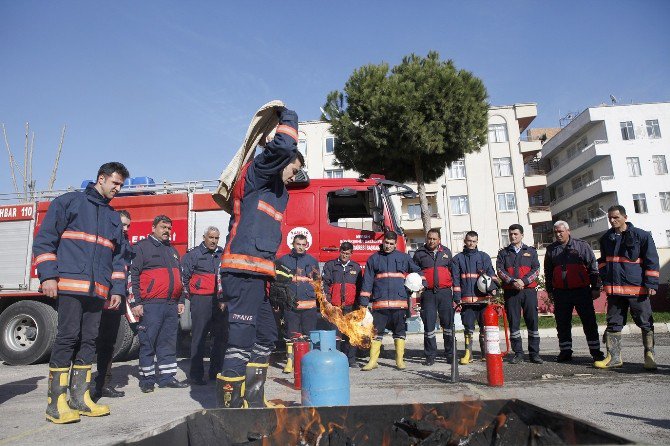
503, 288, 540, 355
460, 303, 487, 335
553, 288, 601, 354
50, 294, 104, 368
189, 294, 228, 380
220, 273, 277, 377
419, 288, 453, 359
137, 301, 179, 386
284, 307, 318, 339
372, 308, 407, 340
606, 294, 654, 332
94, 307, 123, 388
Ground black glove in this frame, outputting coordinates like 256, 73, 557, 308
268, 263, 297, 311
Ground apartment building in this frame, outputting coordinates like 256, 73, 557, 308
541, 102, 670, 249
298, 103, 551, 256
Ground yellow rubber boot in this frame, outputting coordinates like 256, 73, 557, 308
594, 331, 623, 369
216, 374, 247, 408
395, 338, 406, 370
46, 367, 80, 424
643, 330, 657, 371
283, 343, 294, 374
460, 334, 473, 365
68, 365, 110, 417
362, 340, 382, 371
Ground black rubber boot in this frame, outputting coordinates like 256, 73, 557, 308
643, 330, 657, 371
245, 362, 268, 408
46, 367, 80, 424
594, 331, 623, 369
479, 333, 486, 361
68, 365, 110, 417
216, 374, 246, 408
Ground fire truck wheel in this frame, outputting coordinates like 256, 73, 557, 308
0, 300, 58, 365
112, 317, 135, 362
124, 330, 140, 360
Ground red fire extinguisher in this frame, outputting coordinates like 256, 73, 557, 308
482, 303, 510, 387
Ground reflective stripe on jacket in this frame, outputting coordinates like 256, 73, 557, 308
359, 249, 421, 307
276, 250, 319, 306
452, 248, 495, 303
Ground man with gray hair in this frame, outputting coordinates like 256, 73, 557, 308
544, 220, 604, 363
181, 226, 227, 385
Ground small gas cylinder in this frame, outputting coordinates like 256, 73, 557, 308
301, 330, 350, 406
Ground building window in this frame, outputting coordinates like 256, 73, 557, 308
633, 193, 648, 214
500, 229, 510, 247
556, 185, 564, 199
493, 157, 512, 177
325, 169, 343, 179
449, 159, 466, 179
325, 137, 335, 154
488, 124, 508, 143
626, 157, 641, 177
571, 171, 594, 192
620, 121, 635, 140
450, 195, 469, 215
298, 139, 307, 158
497, 192, 517, 212
646, 119, 661, 139
407, 203, 433, 220
452, 231, 466, 250
653, 155, 668, 175
660, 192, 670, 212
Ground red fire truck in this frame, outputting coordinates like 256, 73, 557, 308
0, 176, 414, 365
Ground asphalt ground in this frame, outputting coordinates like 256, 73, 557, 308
0, 327, 669, 445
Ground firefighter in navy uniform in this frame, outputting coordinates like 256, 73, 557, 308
130, 215, 188, 392
33, 162, 129, 424
452, 231, 499, 365
412, 229, 454, 366
496, 224, 543, 364
322, 242, 363, 368
595, 205, 660, 370
276, 234, 319, 374
217, 107, 303, 408
92, 209, 133, 401
181, 226, 227, 385
360, 231, 422, 371
544, 221, 605, 363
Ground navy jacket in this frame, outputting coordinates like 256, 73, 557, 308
33, 184, 126, 300
360, 249, 421, 309
544, 237, 599, 293
220, 108, 299, 278
413, 244, 453, 290
598, 222, 659, 296
452, 248, 496, 303
130, 235, 183, 305
276, 249, 319, 310
322, 258, 362, 307
496, 244, 540, 291
181, 242, 223, 298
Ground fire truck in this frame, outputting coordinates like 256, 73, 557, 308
0, 175, 414, 365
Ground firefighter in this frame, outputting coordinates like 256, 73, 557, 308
276, 234, 319, 374
544, 221, 605, 363
92, 209, 133, 401
595, 205, 660, 370
130, 215, 188, 392
412, 229, 454, 366
217, 107, 303, 408
496, 224, 543, 364
322, 242, 363, 368
33, 162, 129, 424
452, 231, 499, 365
181, 226, 227, 385
360, 231, 422, 371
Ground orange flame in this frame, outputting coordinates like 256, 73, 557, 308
312, 278, 375, 348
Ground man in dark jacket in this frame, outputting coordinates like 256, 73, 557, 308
595, 205, 660, 370
496, 224, 542, 364
181, 226, 227, 385
217, 107, 303, 408
322, 242, 362, 367
360, 231, 422, 371
130, 215, 188, 392
276, 234, 319, 374
34, 162, 129, 424
544, 221, 604, 364
92, 209, 133, 401
412, 229, 454, 366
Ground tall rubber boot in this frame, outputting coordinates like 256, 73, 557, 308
394, 338, 406, 370
594, 331, 623, 369
642, 330, 657, 371
245, 362, 284, 408
460, 334, 473, 365
68, 365, 110, 417
362, 340, 382, 371
443, 332, 454, 362
46, 367, 80, 424
479, 333, 487, 361
216, 374, 246, 408
283, 343, 294, 374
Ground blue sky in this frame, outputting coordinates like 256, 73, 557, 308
1, 1, 669, 196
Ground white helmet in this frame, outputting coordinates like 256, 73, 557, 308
476, 274, 496, 294
404, 273, 423, 292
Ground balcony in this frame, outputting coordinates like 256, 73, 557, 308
518, 139, 542, 162
527, 206, 552, 224
550, 176, 617, 215
570, 215, 610, 240
546, 140, 609, 185
400, 213, 442, 231
523, 173, 547, 193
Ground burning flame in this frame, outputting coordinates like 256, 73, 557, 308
311, 278, 375, 349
